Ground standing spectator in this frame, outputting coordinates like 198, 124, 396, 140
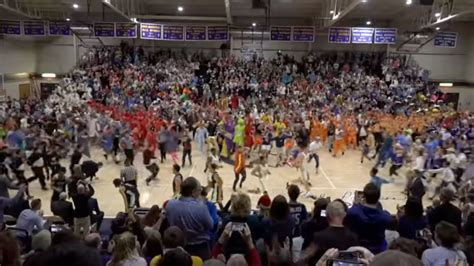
301, 198, 329, 249
429, 187, 462, 233
0, 185, 25, 228
16, 198, 44, 235
262, 195, 295, 246
304, 200, 358, 265
422, 221, 467, 265
89, 195, 104, 232
287, 184, 308, 237
69, 145, 83, 175
0, 165, 19, 198
71, 183, 92, 238
81, 160, 103, 182
50, 167, 67, 203
345, 183, 392, 254
107, 232, 146, 266
172, 164, 183, 198
397, 197, 428, 240
120, 161, 138, 187
182, 133, 192, 167
51, 192, 74, 225
166, 177, 213, 260
0, 231, 22, 266
113, 178, 140, 212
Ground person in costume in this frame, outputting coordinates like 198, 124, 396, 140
233, 146, 247, 191
333, 124, 345, 157
233, 117, 245, 148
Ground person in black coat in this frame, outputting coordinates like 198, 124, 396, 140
51, 192, 74, 225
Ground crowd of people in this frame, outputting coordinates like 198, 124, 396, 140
0, 42, 473, 266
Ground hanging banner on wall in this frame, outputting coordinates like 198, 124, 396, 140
162, 25, 184, 40
434, 32, 457, 48
351, 27, 374, 44
94, 22, 115, 37
140, 23, 162, 40
328, 27, 351, 43
115, 23, 137, 38
270, 26, 291, 41
48, 21, 71, 36
185, 25, 206, 41
291, 26, 315, 42
207, 26, 229, 41
23, 21, 46, 36
0, 20, 21, 35
374, 28, 397, 44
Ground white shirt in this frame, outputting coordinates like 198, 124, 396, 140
412, 156, 425, 172
308, 141, 322, 154
429, 167, 455, 183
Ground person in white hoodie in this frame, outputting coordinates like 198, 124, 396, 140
308, 137, 322, 174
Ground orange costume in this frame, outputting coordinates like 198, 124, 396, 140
346, 125, 357, 149
333, 126, 345, 157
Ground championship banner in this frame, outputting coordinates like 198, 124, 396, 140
374, 28, 397, 44
162, 25, 184, 41
328, 27, 351, 43
270, 26, 291, 41
115, 23, 137, 38
49, 21, 71, 36
94, 22, 115, 37
207, 26, 228, 41
185, 25, 206, 41
351, 27, 374, 44
291, 26, 315, 42
434, 32, 457, 48
140, 23, 162, 40
23, 20, 46, 36
0, 20, 21, 35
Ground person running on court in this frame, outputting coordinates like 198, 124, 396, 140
144, 144, 159, 186
113, 178, 140, 212
233, 146, 247, 192
250, 153, 271, 193
172, 164, 183, 198
308, 137, 322, 174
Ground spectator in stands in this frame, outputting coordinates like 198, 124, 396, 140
388, 237, 420, 258
256, 192, 271, 219
371, 250, 422, 266
0, 231, 21, 266
0, 185, 25, 228
107, 231, 146, 266
171, 164, 183, 198
89, 194, 104, 232
345, 183, 392, 254
304, 200, 358, 265
220, 192, 261, 241
71, 183, 92, 238
16, 198, 44, 235
422, 221, 467, 265
262, 195, 295, 246
287, 184, 308, 237
397, 197, 428, 240
51, 192, 74, 225
166, 177, 213, 260
200, 187, 219, 240
81, 160, 103, 182
301, 197, 329, 249
429, 187, 462, 233
157, 248, 193, 266
24, 229, 52, 265
0, 165, 19, 198
27, 242, 101, 266
142, 229, 163, 260
150, 226, 203, 266
142, 205, 165, 231
50, 167, 67, 203
84, 233, 102, 250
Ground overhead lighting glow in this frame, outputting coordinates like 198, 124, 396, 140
66, 18, 70, 21
130, 17, 138, 23
252, 22, 256, 27
366, 21, 371, 25
362, 0, 367, 2
439, 83, 453, 87
177, 6, 184, 12
42, 73, 56, 78
435, 27, 440, 30
406, 0, 412, 4
435, 12, 441, 17
329, 10, 334, 14
72, 3, 79, 9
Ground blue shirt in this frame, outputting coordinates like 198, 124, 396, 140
16, 209, 44, 235
166, 197, 213, 245
370, 175, 390, 189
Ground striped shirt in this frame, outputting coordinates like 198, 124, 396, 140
120, 166, 137, 182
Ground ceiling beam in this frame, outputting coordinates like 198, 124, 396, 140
423, 10, 474, 28
0, 0, 41, 19
325, 0, 363, 28
102, 0, 131, 20
224, 0, 233, 25
136, 15, 227, 22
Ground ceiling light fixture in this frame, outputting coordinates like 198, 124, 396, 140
177, 6, 184, 12
252, 22, 257, 27
435, 12, 441, 17
435, 27, 440, 30
329, 10, 334, 14
366, 20, 371, 25
42, 73, 56, 78
439, 83, 453, 87
406, 0, 412, 4
362, 0, 367, 2
131, 17, 138, 23
66, 18, 70, 21
72, 3, 79, 9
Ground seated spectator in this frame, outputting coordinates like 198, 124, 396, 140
26, 242, 101, 266
0, 231, 21, 266
158, 248, 193, 266
166, 177, 213, 260
371, 250, 422, 266
143, 229, 163, 260
345, 183, 392, 254
262, 195, 295, 246
429, 187, 462, 233
51, 192, 74, 225
212, 223, 261, 266
385, 216, 400, 245
107, 231, 146, 266
24, 230, 52, 266
304, 200, 358, 265
301, 197, 329, 249
142, 205, 165, 231
84, 233, 102, 250
51, 230, 81, 246
397, 197, 428, 240
388, 237, 420, 258
287, 184, 308, 237
150, 226, 203, 266
16, 198, 44, 235
219, 193, 262, 242
422, 221, 467, 266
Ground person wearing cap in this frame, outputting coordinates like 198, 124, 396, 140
429, 187, 462, 233
256, 192, 271, 219
51, 192, 74, 225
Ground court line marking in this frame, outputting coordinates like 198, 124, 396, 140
189, 164, 196, 177
319, 166, 336, 189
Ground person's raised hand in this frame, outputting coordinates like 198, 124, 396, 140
239, 223, 254, 249
218, 222, 233, 245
